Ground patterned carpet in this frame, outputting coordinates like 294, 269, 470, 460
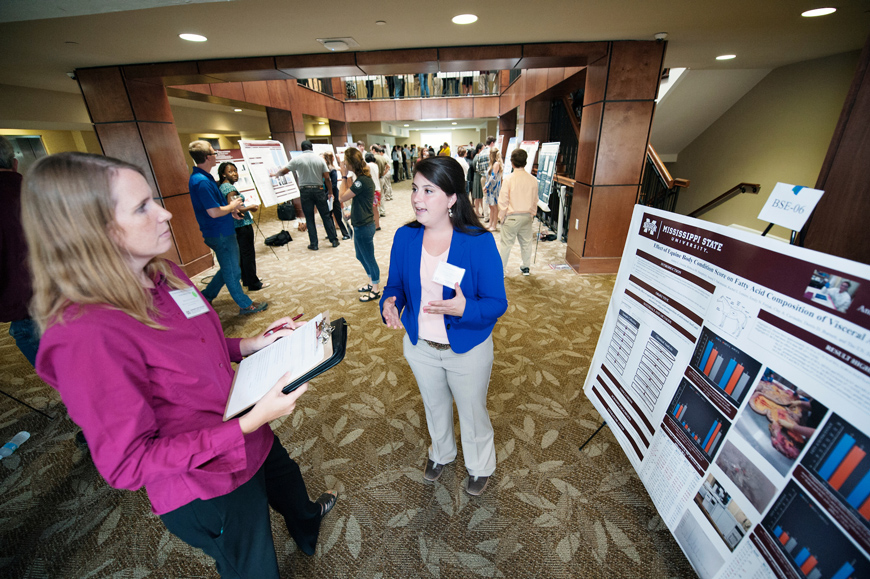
0, 179, 697, 578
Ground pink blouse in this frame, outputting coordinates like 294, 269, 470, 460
417, 245, 450, 344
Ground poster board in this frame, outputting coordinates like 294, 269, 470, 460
238, 140, 300, 207
582, 205, 870, 579
210, 149, 259, 203
536, 142, 560, 210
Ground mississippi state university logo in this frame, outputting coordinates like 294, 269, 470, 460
642, 218, 657, 236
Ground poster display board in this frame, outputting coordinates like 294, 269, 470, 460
583, 206, 870, 579
503, 137, 518, 175
503, 139, 540, 176
238, 140, 300, 207
210, 149, 259, 203
536, 142, 560, 210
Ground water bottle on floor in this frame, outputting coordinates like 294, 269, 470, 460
0, 431, 30, 459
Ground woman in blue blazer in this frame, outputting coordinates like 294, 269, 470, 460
381, 157, 507, 496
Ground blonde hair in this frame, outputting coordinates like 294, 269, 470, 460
22, 152, 188, 332
489, 146, 501, 166
188, 140, 212, 164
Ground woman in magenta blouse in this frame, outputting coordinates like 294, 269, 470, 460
22, 153, 336, 578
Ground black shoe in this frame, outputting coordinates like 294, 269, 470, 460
331, 240, 340, 247
308, 244, 318, 250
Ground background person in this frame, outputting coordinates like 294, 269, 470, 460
188, 140, 266, 315
498, 148, 538, 276
339, 148, 381, 303
23, 152, 337, 579
321, 152, 351, 240
218, 162, 269, 291
380, 157, 507, 496
484, 147, 503, 231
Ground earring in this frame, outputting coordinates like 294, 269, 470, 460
448, 207, 453, 217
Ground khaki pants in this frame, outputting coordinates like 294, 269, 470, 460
499, 213, 534, 269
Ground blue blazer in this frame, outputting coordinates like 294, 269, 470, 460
380, 225, 508, 354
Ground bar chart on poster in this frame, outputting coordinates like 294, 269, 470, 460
583, 206, 870, 579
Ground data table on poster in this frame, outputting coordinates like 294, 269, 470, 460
632, 330, 677, 412
606, 310, 639, 374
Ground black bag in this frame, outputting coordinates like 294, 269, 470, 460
277, 202, 295, 221
265, 230, 292, 246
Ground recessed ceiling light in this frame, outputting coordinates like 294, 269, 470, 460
452, 14, 478, 25
323, 40, 349, 52
716, 54, 737, 61
801, 7, 836, 17
179, 33, 207, 42
234, 108, 242, 112
318, 122, 325, 125
451, 122, 457, 125
376, 20, 387, 25
404, 124, 409, 127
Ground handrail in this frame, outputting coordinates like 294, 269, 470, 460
554, 175, 576, 188
562, 96, 581, 139
647, 144, 690, 190
688, 183, 760, 218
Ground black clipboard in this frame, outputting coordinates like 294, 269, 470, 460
282, 317, 347, 394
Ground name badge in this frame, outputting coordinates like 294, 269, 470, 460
433, 260, 465, 288
169, 288, 210, 319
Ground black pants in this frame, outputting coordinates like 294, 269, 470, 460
160, 436, 321, 579
235, 224, 262, 290
393, 160, 401, 182
300, 186, 338, 247
330, 194, 350, 238
365, 80, 374, 99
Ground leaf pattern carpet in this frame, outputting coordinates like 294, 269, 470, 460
0, 179, 697, 578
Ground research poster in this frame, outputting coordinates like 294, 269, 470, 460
238, 140, 300, 207
503, 139, 539, 176
583, 206, 870, 579
210, 149, 259, 203
536, 142, 560, 209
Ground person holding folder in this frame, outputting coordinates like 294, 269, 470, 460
380, 156, 507, 496
23, 153, 337, 578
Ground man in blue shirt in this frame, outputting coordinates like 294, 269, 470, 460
188, 140, 267, 315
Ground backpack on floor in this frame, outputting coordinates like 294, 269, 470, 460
265, 230, 292, 246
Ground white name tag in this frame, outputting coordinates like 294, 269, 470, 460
169, 288, 210, 319
433, 260, 465, 288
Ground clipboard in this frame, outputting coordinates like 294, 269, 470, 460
223, 314, 349, 421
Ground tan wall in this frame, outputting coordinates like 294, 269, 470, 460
0, 128, 100, 155
671, 51, 859, 239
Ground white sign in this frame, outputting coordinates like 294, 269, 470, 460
757, 182, 824, 232
536, 142, 560, 210
584, 205, 870, 579
238, 140, 300, 207
504, 139, 540, 176
210, 149, 258, 202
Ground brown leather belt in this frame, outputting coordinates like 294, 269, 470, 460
423, 339, 451, 351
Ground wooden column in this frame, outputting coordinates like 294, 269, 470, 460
329, 120, 350, 149
266, 107, 304, 219
566, 41, 665, 273
802, 33, 870, 264
76, 66, 213, 277
498, 108, 517, 155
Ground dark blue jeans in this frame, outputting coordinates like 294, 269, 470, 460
353, 223, 379, 285
9, 318, 40, 367
202, 234, 252, 308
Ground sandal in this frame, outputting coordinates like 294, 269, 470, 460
359, 291, 380, 302
358, 284, 373, 293
316, 490, 339, 518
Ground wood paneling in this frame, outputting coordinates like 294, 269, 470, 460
162, 194, 210, 264
595, 101, 654, 185
369, 100, 397, 121
127, 80, 174, 122
437, 45, 522, 72
357, 49, 439, 75
266, 108, 294, 132
345, 101, 371, 122
517, 42, 608, 69
178, 252, 214, 278
421, 98, 447, 119
170, 84, 212, 94
566, 182, 591, 257
474, 96, 499, 117
271, 131, 299, 151
77, 68, 134, 123
584, 54, 609, 105
396, 99, 422, 120
524, 100, 550, 123
139, 123, 190, 197
122, 62, 213, 85
242, 81, 271, 107
94, 123, 151, 176
606, 41, 665, 101
447, 98, 473, 119
547, 67, 566, 89
584, 185, 639, 258
575, 102, 602, 186
276, 52, 364, 79
266, 80, 291, 110
210, 82, 245, 101
198, 57, 290, 82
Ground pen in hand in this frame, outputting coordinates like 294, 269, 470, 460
263, 313, 304, 337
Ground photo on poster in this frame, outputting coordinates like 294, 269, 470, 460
690, 326, 762, 409
799, 413, 870, 533
804, 270, 859, 314
695, 473, 752, 551
734, 370, 828, 476
716, 440, 778, 513
761, 480, 869, 579
668, 378, 731, 462
673, 510, 726, 579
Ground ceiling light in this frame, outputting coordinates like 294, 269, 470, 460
179, 33, 207, 42
318, 122, 325, 125
404, 124, 410, 127
716, 54, 736, 61
376, 20, 387, 25
323, 40, 349, 52
233, 108, 242, 112
452, 14, 478, 24
451, 122, 457, 125
801, 7, 836, 17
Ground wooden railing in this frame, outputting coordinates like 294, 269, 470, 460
638, 145, 689, 212
688, 183, 760, 218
